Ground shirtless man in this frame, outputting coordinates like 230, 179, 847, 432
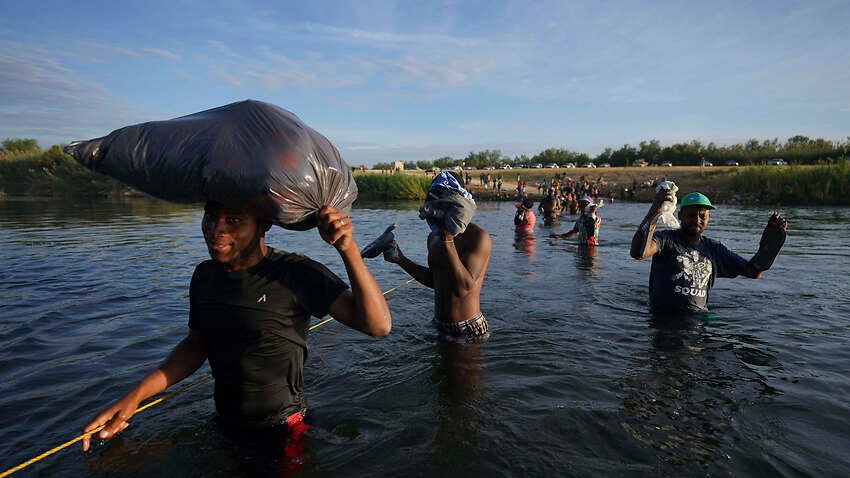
371, 172, 492, 343
538, 191, 563, 226
387, 223, 491, 343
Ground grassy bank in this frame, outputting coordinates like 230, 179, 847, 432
353, 172, 432, 201
374, 162, 850, 206
730, 161, 850, 205
0, 146, 128, 198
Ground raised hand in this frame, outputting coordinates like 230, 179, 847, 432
316, 205, 353, 252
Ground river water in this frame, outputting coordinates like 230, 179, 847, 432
1, 198, 848, 477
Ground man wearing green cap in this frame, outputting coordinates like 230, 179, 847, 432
630, 189, 788, 314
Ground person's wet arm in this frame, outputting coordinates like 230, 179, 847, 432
82, 329, 206, 451
741, 211, 788, 278
550, 223, 579, 239
630, 189, 668, 259
385, 241, 434, 288
440, 229, 491, 296
318, 206, 391, 336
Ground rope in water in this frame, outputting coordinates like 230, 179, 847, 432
0, 277, 416, 478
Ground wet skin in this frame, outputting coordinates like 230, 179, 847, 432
678, 206, 710, 243
202, 203, 271, 272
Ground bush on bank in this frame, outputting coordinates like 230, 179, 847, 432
354, 172, 432, 201
730, 159, 850, 205
0, 146, 125, 197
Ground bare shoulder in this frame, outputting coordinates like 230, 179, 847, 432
459, 223, 492, 251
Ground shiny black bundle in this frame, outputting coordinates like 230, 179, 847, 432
64, 100, 357, 230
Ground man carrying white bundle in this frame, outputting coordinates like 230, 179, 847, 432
630, 190, 788, 315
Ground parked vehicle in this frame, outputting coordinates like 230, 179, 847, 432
725, 160, 740, 166
660, 161, 673, 167
564, 163, 577, 168
597, 163, 610, 168
533, 163, 543, 168
699, 160, 713, 167
501, 164, 512, 169
770, 158, 788, 166
546, 163, 559, 168
581, 163, 596, 168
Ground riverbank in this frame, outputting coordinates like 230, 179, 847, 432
363, 161, 850, 206
2, 150, 848, 206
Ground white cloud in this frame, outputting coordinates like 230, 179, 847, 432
0, 41, 158, 146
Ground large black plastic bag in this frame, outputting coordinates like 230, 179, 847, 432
64, 100, 357, 230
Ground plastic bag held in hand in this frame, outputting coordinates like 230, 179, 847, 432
64, 100, 357, 231
656, 180, 680, 229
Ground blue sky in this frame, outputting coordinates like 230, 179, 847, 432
2, 0, 848, 166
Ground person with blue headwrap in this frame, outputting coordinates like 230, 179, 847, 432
367, 172, 492, 344
418, 171, 477, 236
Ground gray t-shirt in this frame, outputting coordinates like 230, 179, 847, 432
649, 229, 748, 313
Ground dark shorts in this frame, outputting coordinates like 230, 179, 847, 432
217, 410, 310, 475
432, 313, 490, 344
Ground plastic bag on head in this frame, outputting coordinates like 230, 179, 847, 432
418, 172, 476, 236
64, 100, 357, 230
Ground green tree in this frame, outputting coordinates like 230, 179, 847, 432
638, 140, 662, 163
611, 144, 637, 167
2, 138, 40, 153
463, 150, 502, 168
593, 148, 613, 164
513, 154, 530, 167
432, 156, 455, 169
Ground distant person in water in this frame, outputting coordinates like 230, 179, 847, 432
364, 172, 492, 344
514, 197, 536, 234
550, 200, 601, 245
630, 190, 788, 314
538, 191, 563, 226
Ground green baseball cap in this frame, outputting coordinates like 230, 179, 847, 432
679, 192, 715, 209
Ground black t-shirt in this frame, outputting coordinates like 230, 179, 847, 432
649, 229, 747, 313
189, 247, 348, 427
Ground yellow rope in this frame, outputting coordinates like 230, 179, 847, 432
0, 277, 416, 477
0, 375, 212, 478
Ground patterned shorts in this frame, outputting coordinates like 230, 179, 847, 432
432, 313, 490, 344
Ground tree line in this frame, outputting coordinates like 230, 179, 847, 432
370, 135, 850, 170
3, 135, 848, 173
